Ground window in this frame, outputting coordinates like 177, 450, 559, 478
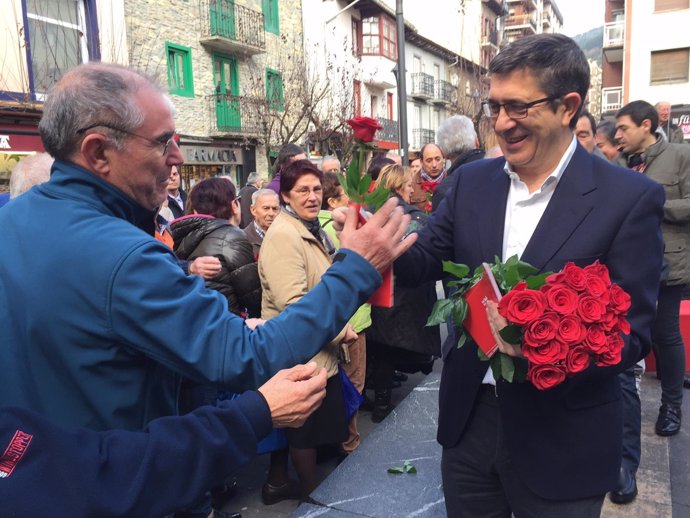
266, 68, 283, 111
361, 15, 397, 60
352, 18, 362, 56
25, 0, 94, 97
353, 80, 362, 116
655, 0, 689, 11
387, 92, 394, 119
371, 95, 378, 117
262, 0, 279, 34
166, 42, 195, 97
651, 48, 689, 84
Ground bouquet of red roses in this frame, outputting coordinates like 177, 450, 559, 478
497, 261, 631, 390
427, 257, 632, 390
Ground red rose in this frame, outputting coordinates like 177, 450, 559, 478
583, 261, 611, 286
609, 284, 631, 314
498, 285, 546, 325
584, 324, 608, 353
420, 180, 438, 193
543, 284, 579, 315
562, 262, 587, 291
601, 310, 618, 331
565, 345, 591, 374
576, 295, 607, 323
523, 338, 568, 365
616, 315, 631, 335
595, 334, 624, 366
546, 271, 566, 284
523, 313, 560, 346
528, 364, 567, 390
347, 116, 383, 143
557, 314, 586, 345
585, 274, 610, 303
423, 201, 432, 212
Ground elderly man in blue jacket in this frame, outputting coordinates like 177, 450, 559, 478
0, 63, 414, 513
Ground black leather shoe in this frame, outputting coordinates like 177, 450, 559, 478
261, 480, 301, 505
655, 404, 682, 436
609, 468, 637, 504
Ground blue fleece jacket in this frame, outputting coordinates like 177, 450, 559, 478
0, 392, 270, 517
0, 160, 381, 431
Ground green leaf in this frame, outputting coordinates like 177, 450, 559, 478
403, 461, 417, 474
477, 348, 489, 360
363, 184, 390, 211
500, 353, 515, 382
456, 332, 467, 349
442, 261, 470, 280
358, 173, 373, 194
387, 466, 405, 474
451, 298, 468, 327
490, 352, 502, 380
426, 299, 453, 326
499, 324, 522, 345
525, 272, 550, 290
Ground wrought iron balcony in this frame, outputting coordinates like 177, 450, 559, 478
375, 117, 399, 143
199, 0, 266, 56
207, 94, 266, 136
412, 128, 435, 149
601, 87, 623, 113
411, 73, 435, 99
434, 80, 453, 104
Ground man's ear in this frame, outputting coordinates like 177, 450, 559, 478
561, 92, 582, 128
641, 118, 653, 135
78, 134, 112, 177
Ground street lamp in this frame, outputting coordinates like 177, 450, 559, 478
394, 0, 409, 165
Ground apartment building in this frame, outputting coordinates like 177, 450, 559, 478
602, 0, 690, 141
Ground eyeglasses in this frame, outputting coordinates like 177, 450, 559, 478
481, 96, 560, 120
291, 186, 323, 197
77, 123, 178, 155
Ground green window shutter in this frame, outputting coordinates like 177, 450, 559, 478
165, 42, 195, 98
266, 68, 283, 111
262, 0, 279, 34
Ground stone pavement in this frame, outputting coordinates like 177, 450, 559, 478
220, 369, 690, 518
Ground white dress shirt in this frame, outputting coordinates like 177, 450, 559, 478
482, 136, 578, 385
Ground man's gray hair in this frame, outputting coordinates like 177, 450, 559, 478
436, 116, 477, 158
246, 172, 261, 185
9, 153, 54, 198
251, 188, 279, 205
38, 62, 164, 161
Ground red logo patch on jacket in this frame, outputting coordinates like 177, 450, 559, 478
0, 430, 33, 478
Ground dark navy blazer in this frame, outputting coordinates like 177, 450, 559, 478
396, 144, 665, 500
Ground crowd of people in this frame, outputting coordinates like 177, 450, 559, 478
0, 31, 688, 518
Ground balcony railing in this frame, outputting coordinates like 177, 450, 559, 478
199, 0, 266, 55
434, 80, 453, 104
376, 117, 399, 143
412, 128, 435, 149
481, 29, 499, 47
604, 21, 624, 47
207, 94, 266, 135
410, 73, 435, 99
504, 13, 537, 32
601, 87, 623, 113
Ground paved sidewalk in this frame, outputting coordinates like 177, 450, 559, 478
220, 371, 689, 518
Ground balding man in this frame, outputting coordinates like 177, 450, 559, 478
0, 61, 414, 444
656, 101, 685, 143
410, 142, 446, 211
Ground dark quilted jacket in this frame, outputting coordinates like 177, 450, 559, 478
171, 215, 262, 317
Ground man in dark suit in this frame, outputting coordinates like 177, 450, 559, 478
166, 165, 187, 219
239, 171, 262, 228
395, 33, 664, 517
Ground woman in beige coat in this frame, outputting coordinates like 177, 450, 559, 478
259, 159, 355, 503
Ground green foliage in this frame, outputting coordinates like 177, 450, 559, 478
388, 460, 417, 475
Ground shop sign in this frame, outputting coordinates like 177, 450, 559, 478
183, 146, 242, 165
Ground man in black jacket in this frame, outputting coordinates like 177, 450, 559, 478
167, 164, 187, 218
431, 115, 485, 211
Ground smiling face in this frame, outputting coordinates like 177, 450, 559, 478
489, 69, 577, 183
106, 86, 183, 210
282, 173, 323, 221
